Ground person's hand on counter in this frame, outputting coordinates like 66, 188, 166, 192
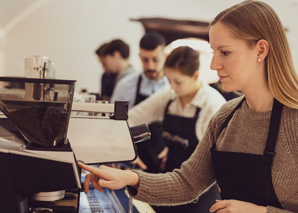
157, 146, 169, 171
209, 199, 267, 213
78, 162, 140, 193
133, 147, 169, 171
133, 156, 148, 170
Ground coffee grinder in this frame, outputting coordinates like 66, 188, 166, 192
0, 76, 81, 212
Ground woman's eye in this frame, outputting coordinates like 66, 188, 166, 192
221, 51, 230, 56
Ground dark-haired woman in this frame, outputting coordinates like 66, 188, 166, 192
128, 46, 226, 212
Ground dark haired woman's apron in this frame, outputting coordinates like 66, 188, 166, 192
211, 98, 283, 208
154, 100, 221, 213
134, 74, 167, 173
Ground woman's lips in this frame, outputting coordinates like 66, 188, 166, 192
218, 75, 229, 81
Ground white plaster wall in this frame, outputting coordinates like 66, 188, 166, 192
1, 0, 298, 93
0, 27, 5, 75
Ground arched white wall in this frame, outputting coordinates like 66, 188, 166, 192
1, 0, 297, 93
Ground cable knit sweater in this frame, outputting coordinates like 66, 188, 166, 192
129, 97, 298, 213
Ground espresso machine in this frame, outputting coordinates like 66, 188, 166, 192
0, 65, 150, 212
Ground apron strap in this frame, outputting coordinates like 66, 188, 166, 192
193, 107, 201, 121
264, 99, 283, 156
133, 74, 143, 106
136, 74, 142, 97
218, 97, 245, 137
164, 99, 173, 116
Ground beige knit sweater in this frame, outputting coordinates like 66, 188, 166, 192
129, 97, 298, 213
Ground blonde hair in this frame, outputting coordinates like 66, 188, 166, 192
211, 0, 298, 109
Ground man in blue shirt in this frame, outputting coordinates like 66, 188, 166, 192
110, 32, 168, 109
111, 32, 169, 173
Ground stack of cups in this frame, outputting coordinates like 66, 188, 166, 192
25, 56, 56, 79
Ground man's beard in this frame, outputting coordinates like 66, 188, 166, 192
145, 69, 159, 80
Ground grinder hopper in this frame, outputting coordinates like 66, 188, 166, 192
0, 77, 76, 148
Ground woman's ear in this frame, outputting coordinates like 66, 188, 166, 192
256, 39, 269, 62
193, 70, 199, 80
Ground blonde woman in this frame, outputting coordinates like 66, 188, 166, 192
79, 1, 298, 212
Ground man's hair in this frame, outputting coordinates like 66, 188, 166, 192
140, 32, 166, 50
102, 39, 130, 59
95, 43, 108, 57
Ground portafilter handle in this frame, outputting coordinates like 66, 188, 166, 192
129, 124, 151, 144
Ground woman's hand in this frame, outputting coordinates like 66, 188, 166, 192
209, 200, 267, 213
158, 146, 169, 171
78, 162, 140, 193
133, 156, 148, 170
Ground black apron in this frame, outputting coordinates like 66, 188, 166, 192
154, 100, 221, 213
100, 72, 117, 101
211, 98, 283, 208
163, 99, 201, 172
134, 75, 166, 173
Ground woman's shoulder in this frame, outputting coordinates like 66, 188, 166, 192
280, 106, 298, 162
281, 105, 298, 127
283, 105, 298, 114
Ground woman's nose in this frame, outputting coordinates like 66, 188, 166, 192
210, 55, 222, 71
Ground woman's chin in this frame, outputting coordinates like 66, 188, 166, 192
221, 85, 238, 93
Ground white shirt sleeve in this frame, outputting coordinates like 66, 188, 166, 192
128, 85, 171, 126
196, 84, 226, 140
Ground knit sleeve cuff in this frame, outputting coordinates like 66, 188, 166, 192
267, 206, 292, 213
126, 169, 159, 202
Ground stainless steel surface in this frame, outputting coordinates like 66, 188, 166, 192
30, 190, 65, 202
72, 102, 114, 114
